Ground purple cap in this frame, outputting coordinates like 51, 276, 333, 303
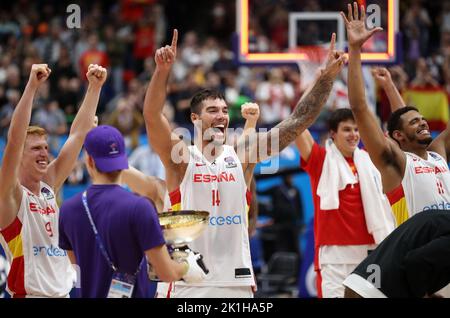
84, 125, 129, 173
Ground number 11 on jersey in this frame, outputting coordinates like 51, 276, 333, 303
212, 189, 221, 206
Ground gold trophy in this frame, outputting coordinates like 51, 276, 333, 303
148, 210, 210, 280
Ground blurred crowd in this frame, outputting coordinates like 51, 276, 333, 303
0, 0, 450, 186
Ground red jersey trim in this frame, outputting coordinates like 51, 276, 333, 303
0, 217, 22, 243
386, 184, 405, 205
8, 255, 26, 296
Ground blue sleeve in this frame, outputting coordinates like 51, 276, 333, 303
132, 197, 165, 252
58, 203, 73, 251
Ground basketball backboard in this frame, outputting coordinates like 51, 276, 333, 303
236, 0, 399, 64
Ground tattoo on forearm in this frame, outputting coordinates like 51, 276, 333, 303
268, 76, 334, 151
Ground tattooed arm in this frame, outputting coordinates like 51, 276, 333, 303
267, 74, 335, 153
238, 34, 347, 166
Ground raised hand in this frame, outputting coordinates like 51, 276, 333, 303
340, 2, 383, 49
241, 102, 260, 122
320, 33, 348, 80
86, 64, 107, 87
28, 64, 51, 89
155, 29, 178, 72
371, 67, 392, 88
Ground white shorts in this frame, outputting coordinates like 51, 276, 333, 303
156, 282, 253, 298
320, 263, 358, 298
342, 274, 387, 298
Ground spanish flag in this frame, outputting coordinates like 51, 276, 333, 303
403, 87, 449, 131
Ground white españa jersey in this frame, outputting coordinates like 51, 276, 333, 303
402, 151, 450, 216
0, 182, 74, 297
169, 145, 255, 287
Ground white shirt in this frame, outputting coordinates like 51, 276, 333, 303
402, 151, 450, 216
169, 145, 255, 287
0, 182, 75, 297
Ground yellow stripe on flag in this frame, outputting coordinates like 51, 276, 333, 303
403, 89, 449, 126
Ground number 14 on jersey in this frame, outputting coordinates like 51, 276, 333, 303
212, 189, 221, 206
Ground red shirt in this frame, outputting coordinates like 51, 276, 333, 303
79, 50, 110, 78
133, 26, 155, 59
301, 143, 375, 247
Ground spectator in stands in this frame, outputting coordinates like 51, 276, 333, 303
403, 0, 432, 58
78, 33, 110, 80
133, 16, 157, 74
104, 24, 127, 95
129, 143, 165, 180
0, 89, 20, 139
50, 45, 77, 92
32, 98, 68, 154
107, 97, 144, 150
256, 68, 294, 127
410, 58, 440, 88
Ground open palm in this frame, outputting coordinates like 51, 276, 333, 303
341, 2, 383, 49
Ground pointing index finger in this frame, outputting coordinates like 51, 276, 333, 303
171, 29, 178, 50
329, 33, 336, 53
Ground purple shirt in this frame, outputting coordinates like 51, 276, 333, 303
59, 184, 165, 298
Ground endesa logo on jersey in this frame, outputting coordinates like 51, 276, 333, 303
414, 166, 449, 174
33, 244, 67, 257
29, 203, 56, 216
193, 172, 236, 183
209, 214, 242, 226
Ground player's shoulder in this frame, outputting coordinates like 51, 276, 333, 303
306, 141, 325, 162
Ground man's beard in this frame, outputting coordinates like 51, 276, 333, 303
418, 137, 432, 146
407, 133, 432, 146
203, 128, 226, 145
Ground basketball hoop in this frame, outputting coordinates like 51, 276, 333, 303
290, 44, 329, 90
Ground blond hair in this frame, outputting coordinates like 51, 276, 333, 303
26, 126, 47, 137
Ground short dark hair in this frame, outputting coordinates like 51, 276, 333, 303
328, 108, 355, 132
387, 106, 419, 140
190, 89, 226, 114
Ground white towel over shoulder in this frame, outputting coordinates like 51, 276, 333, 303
317, 139, 394, 243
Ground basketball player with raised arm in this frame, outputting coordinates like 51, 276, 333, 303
340, 2, 450, 295
342, 1, 450, 221
0, 63, 107, 297
121, 102, 261, 213
144, 29, 347, 298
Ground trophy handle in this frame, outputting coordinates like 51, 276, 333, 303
176, 245, 209, 275
195, 253, 209, 275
